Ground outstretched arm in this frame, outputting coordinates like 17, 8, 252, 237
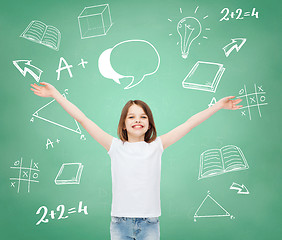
160, 96, 242, 150
31, 82, 113, 151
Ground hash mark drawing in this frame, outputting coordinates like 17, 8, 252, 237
198, 145, 248, 180
194, 191, 234, 221
237, 84, 267, 120
182, 61, 225, 92
13, 60, 43, 82
78, 4, 112, 39
230, 182, 249, 194
10, 158, 39, 193
32, 91, 82, 134
55, 163, 84, 185
20, 20, 60, 51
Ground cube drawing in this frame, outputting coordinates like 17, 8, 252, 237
78, 4, 112, 39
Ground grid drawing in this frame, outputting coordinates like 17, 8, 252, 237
237, 84, 267, 120
10, 158, 40, 193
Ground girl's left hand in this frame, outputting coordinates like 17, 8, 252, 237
217, 96, 243, 110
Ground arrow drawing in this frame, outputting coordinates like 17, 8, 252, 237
223, 38, 246, 57
13, 60, 43, 82
230, 182, 249, 194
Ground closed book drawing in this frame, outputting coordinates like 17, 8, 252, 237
55, 163, 84, 185
182, 61, 225, 93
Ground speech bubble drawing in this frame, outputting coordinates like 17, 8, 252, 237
98, 40, 160, 89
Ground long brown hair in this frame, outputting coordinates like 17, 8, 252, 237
117, 100, 157, 143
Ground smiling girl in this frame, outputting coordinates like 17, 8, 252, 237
31, 82, 242, 240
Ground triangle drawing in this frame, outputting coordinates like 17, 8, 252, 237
32, 93, 81, 134
194, 191, 233, 221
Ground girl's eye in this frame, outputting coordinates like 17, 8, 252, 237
141, 116, 147, 118
128, 116, 134, 119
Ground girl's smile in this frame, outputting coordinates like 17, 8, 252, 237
132, 124, 143, 129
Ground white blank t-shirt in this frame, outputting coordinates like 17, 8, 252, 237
108, 137, 163, 217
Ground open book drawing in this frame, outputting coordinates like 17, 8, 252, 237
20, 20, 61, 51
198, 145, 248, 180
55, 163, 84, 185
182, 61, 225, 93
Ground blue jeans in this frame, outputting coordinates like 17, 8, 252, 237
110, 217, 160, 240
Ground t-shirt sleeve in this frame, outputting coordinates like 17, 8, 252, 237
155, 137, 164, 153
108, 137, 119, 156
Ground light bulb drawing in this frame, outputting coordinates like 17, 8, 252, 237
177, 17, 202, 59
168, 6, 210, 59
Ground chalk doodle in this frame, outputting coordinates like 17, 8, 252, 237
98, 40, 160, 89
54, 163, 84, 185
56, 57, 73, 80
177, 17, 202, 59
220, 8, 259, 21
208, 97, 217, 108
194, 191, 234, 222
13, 60, 43, 82
20, 20, 61, 51
78, 59, 88, 68
168, 6, 210, 58
56, 57, 89, 80
230, 182, 249, 194
31, 90, 82, 135
237, 84, 267, 120
36, 201, 88, 225
46, 138, 60, 149
182, 61, 225, 92
198, 145, 248, 180
78, 4, 112, 39
223, 38, 246, 57
10, 157, 39, 193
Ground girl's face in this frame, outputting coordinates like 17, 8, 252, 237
124, 104, 150, 141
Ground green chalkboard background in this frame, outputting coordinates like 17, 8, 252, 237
1, 0, 281, 239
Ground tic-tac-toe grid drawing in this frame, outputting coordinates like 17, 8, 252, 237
237, 84, 267, 120
10, 158, 40, 193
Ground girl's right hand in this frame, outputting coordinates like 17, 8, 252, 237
30, 82, 59, 98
